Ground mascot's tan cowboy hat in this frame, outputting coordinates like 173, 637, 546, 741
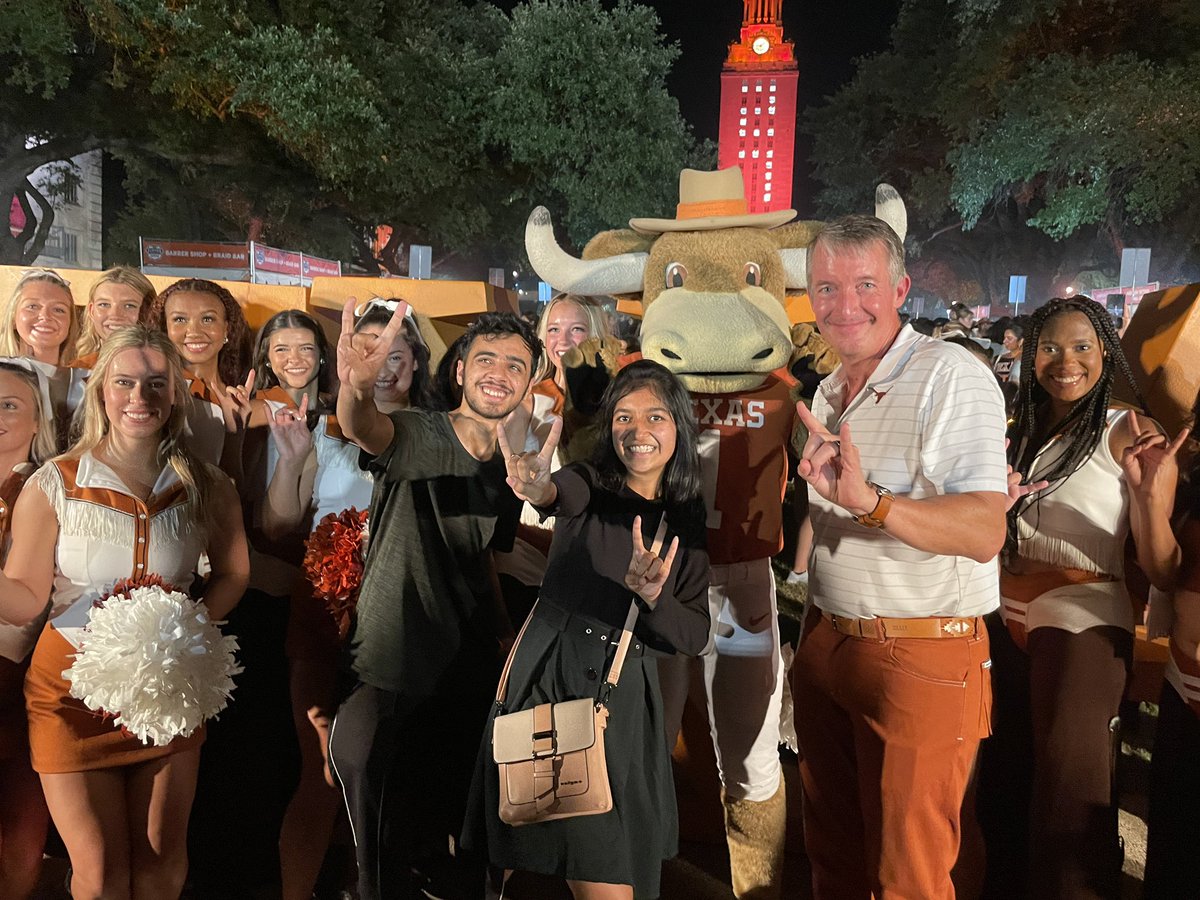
629, 166, 796, 234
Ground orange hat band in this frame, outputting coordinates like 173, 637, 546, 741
675, 198, 749, 219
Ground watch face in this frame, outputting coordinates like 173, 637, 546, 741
752, 36, 770, 54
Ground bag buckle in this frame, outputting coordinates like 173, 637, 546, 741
532, 728, 557, 758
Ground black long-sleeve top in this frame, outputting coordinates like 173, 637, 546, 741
536, 464, 711, 656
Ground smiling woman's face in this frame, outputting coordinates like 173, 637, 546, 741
266, 327, 320, 391
1034, 311, 1104, 414
0, 369, 39, 459
102, 347, 174, 441
15, 281, 74, 359
543, 300, 591, 374
164, 292, 228, 369
355, 325, 414, 405
89, 282, 145, 340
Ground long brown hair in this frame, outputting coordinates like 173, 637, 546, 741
64, 325, 219, 528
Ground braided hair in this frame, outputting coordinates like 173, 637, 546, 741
1006, 296, 1148, 550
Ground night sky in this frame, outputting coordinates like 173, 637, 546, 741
652, 0, 902, 215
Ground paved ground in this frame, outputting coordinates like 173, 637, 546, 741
31, 756, 1150, 900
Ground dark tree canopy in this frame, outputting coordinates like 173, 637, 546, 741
805, 0, 1200, 305
1, 0, 712, 270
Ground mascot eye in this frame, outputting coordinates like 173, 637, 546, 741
744, 262, 763, 287
665, 262, 687, 289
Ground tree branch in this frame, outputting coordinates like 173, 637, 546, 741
0, 134, 107, 194
22, 179, 55, 264
922, 219, 966, 243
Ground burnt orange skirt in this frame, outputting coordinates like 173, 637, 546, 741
0, 655, 31, 762
25, 623, 204, 774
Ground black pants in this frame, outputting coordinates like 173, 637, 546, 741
328, 675, 493, 900
328, 682, 412, 900
1143, 680, 1200, 899
976, 615, 1130, 900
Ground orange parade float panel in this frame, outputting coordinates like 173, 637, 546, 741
1118, 282, 1200, 436
784, 291, 814, 324
307, 276, 517, 320
615, 297, 642, 318
307, 276, 519, 352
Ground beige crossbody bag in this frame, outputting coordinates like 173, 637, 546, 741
492, 599, 639, 827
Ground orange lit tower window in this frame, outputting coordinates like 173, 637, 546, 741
718, 0, 799, 214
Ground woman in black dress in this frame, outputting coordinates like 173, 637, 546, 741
470, 359, 711, 899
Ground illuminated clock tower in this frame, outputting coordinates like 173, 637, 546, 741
718, 0, 799, 214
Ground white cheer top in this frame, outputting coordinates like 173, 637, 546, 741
184, 377, 228, 467
1014, 409, 1130, 578
311, 416, 374, 528
32, 452, 208, 650
248, 400, 373, 594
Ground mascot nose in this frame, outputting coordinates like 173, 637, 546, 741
654, 343, 774, 367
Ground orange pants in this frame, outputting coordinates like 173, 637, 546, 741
794, 610, 993, 900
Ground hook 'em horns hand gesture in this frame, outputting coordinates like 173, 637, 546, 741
337, 298, 409, 394
1121, 410, 1190, 509
212, 368, 257, 435
794, 402, 877, 516
266, 392, 313, 464
625, 515, 679, 608
496, 414, 562, 508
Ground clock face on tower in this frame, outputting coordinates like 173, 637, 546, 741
751, 36, 770, 55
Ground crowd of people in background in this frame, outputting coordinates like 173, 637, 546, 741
0, 220, 1198, 900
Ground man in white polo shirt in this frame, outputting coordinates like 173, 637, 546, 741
792, 214, 1009, 899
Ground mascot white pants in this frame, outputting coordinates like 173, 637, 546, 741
660, 557, 786, 899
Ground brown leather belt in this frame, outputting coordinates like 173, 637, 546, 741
823, 611, 980, 640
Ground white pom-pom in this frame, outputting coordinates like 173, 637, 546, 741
64, 586, 242, 747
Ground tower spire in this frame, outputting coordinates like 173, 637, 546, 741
742, 0, 783, 26
719, 0, 799, 214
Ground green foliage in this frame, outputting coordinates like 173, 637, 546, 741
807, 0, 1200, 299
0, 0, 77, 97
948, 53, 1200, 237
808, 0, 1200, 235
486, 0, 713, 246
1, 0, 707, 267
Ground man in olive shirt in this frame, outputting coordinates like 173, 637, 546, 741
327, 301, 540, 900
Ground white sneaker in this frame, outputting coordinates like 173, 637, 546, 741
785, 570, 809, 585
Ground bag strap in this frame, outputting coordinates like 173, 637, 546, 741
494, 604, 537, 706
605, 516, 668, 694
492, 596, 641, 709
493, 513, 670, 709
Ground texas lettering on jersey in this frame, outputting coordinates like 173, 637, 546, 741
692, 372, 798, 565
696, 397, 768, 429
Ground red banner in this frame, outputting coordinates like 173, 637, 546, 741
253, 243, 302, 276
302, 255, 341, 278
141, 239, 247, 269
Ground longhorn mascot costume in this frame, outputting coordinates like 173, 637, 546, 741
526, 167, 906, 898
